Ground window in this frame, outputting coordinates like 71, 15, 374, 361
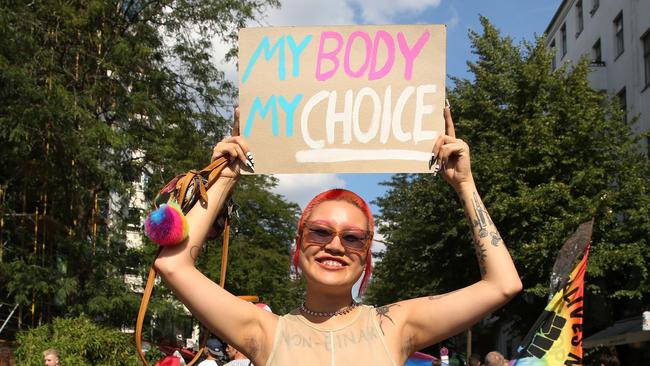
576, 1, 584, 37
643, 30, 650, 88
617, 87, 627, 123
590, 0, 599, 16
614, 12, 624, 58
592, 38, 602, 64
550, 40, 557, 70
560, 24, 567, 57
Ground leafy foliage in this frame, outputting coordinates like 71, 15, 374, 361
0, 0, 296, 345
15, 315, 141, 365
365, 17, 650, 336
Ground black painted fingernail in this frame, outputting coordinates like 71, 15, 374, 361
429, 156, 435, 170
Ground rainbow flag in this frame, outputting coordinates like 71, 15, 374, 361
510, 247, 589, 366
406, 351, 439, 366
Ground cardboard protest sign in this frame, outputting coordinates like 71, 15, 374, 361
239, 25, 446, 173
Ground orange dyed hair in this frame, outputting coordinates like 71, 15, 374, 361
292, 189, 374, 296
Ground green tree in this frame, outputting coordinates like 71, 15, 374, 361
15, 314, 145, 365
366, 16, 650, 339
200, 175, 303, 315
0, 0, 291, 340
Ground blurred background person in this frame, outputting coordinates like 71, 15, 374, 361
42, 348, 59, 366
198, 338, 226, 366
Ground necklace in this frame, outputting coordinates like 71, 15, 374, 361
299, 301, 358, 317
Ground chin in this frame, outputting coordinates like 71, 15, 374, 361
308, 267, 362, 292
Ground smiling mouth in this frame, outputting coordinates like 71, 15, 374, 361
317, 258, 346, 268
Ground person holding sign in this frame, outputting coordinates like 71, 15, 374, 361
153, 106, 522, 366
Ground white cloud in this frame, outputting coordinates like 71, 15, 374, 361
447, 6, 460, 28
210, 39, 238, 85
354, 0, 442, 24
263, 0, 356, 26
271, 174, 347, 208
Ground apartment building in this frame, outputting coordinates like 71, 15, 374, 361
545, 0, 650, 155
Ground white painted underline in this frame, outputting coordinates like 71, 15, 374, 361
295, 149, 432, 163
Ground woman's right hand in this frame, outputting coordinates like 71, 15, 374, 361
211, 107, 254, 179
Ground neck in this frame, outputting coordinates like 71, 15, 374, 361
304, 290, 356, 314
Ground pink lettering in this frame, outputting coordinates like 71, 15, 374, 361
397, 31, 430, 80
316, 31, 343, 81
368, 30, 395, 81
344, 31, 372, 78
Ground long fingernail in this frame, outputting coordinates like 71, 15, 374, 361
432, 164, 440, 177
246, 160, 255, 172
429, 155, 435, 170
246, 152, 254, 161
445, 98, 450, 108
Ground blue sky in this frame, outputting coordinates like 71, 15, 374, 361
214, 0, 562, 211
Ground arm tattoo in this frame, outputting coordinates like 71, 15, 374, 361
474, 239, 487, 276
470, 192, 503, 247
472, 192, 489, 238
375, 304, 399, 335
489, 232, 502, 247
427, 289, 459, 300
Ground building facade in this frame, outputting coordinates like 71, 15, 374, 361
545, 0, 650, 155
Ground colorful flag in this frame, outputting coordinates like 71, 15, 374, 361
406, 351, 439, 366
510, 246, 589, 366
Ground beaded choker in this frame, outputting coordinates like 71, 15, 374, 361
299, 301, 358, 317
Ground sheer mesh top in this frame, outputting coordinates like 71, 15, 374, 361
266, 305, 397, 366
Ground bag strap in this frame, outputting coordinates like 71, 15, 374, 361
136, 157, 257, 366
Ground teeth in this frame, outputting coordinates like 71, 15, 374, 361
322, 260, 343, 267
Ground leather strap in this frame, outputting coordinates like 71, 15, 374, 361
135, 157, 257, 365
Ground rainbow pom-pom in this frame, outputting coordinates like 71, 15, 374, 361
144, 202, 189, 246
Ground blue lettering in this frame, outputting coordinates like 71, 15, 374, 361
287, 35, 312, 77
278, 94, 303, 136
244, 96, 279, 137
242, 36, 286, 84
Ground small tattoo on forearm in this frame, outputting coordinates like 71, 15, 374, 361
471, 192, 489, 238
474, 239, 487, 276
489, 232, 502, 247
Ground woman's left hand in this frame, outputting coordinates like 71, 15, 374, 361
431, 105, 474, 190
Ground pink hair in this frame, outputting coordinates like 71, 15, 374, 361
292, 189, 374, 297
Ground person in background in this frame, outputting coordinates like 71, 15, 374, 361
468, 353, 481, 366
223, 344, 252, 366
43, 348, 59, 366
598, 351, 620, 366
198, 339, 226, 366
483, 351, 505, 366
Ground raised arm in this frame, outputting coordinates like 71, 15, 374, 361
379, 106, 522, 360
153, 109, 277, 363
